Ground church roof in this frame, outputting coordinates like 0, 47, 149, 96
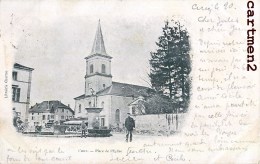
90, 20, 108, 56
97, 82, 149, 97
74, 82, 149, 100
29, 100, 74, 114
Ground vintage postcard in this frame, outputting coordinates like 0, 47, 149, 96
0, 0, 259, 163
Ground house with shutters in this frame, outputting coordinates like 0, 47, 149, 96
28, 100, 74, 127
12, 63, 34, 122
74, 21, 149, 129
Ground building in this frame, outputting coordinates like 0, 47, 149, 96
12, 63, 34, 122
28, 100, 74, 127
128, 96, 146, 115
74, 21, 149, 129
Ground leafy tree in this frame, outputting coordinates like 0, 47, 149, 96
149, 20, 191, 112
144, 93, 175, 114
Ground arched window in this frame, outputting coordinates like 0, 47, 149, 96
90, 64, 94, 73
101, 64, 106, 73
101, 102, 104, 108
115, 109, 120, 122
79, 104, 81, 113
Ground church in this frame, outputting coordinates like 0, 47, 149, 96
74, 21, 149, 129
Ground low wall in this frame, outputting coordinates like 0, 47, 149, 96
132, 113, 187, 135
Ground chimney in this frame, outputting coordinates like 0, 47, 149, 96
68, 104, 70, 108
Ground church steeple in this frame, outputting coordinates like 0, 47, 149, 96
90, 20, 108, 56
84, 20, 112, 96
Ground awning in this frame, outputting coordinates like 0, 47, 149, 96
63, 120, 87, 125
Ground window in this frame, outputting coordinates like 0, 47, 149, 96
12, 87, 20, 102
62, 109, 64, 113
101, 64, 106, 73
12, 72, 17, 80
61, 116, 64, 120
101, 118, 105, 127
47, 115, 50, 120
51, 105, 54, 111
32, 113, 34, 115
132, 107, 136, 115
115, 109, 120, 122
90, 64, 94, 73
103, 84, 106, 88
79, 104, 81, 113
32, 116, 34, 120
89, 102, 92, 107
51, 115, 54, 119
42, 115, 45, 120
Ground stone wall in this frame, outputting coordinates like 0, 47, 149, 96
132, 113, 187, 135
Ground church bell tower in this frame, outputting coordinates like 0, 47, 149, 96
84, 20, 112, 96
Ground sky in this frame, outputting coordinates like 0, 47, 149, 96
1, 0, 188, 108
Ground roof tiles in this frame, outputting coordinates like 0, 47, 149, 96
29, 100, 74, 114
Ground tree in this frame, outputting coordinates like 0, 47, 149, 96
144, 93, 175, 114
149, 20, 191, 112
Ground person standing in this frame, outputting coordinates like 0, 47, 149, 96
125, 113, 135, 142
81, 121, 87, 138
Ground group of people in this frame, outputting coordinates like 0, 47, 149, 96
80, 113, 135, 142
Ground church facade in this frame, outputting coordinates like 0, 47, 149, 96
74, 21, 148, 129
